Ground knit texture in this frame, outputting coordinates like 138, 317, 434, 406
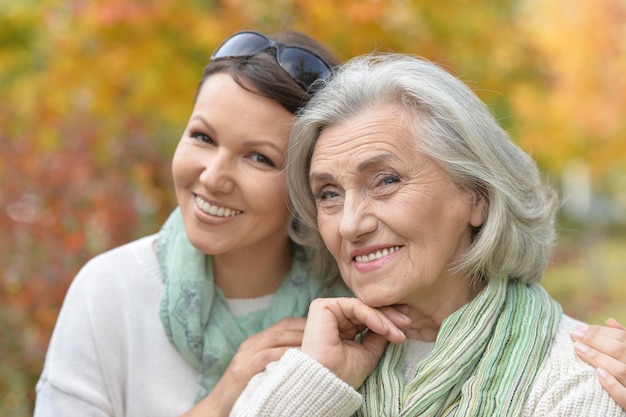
231, 349, 361, 416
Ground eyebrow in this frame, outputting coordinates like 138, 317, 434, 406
356, 153, 395, 172
190, 115, 215, 133
243, 140, 284, 154
189, 115, 284, 154
309, 152, 396, 184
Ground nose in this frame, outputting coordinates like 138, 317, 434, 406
339, 191, 377, 242
199, 150, 236, 194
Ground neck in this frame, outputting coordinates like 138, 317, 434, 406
403, 276, 484, 343
213, 239, 292, 298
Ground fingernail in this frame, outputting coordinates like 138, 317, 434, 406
571, 324, 588, 339
396, 328, 407, 340
597, 367, 608, 380
574, 342, 589, 354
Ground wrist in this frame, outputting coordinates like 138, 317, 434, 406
184, 384, 233, 417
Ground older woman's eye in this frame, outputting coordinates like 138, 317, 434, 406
313, 187, 339, 200
379, 174, 401, 186
319, 191, 338, 200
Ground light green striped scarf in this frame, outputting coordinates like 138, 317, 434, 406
357, 278, 561, 416
156, 208, 351, 402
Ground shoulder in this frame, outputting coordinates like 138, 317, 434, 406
80, 234, 159, 275
57, 234, 163, 331
72, 234, 162, 296
45, 233, 166, 364
523, 315, 626, 416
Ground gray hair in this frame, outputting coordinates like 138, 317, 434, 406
287, 53, 558, 285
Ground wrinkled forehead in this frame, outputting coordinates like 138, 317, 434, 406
310, 106, 418, 167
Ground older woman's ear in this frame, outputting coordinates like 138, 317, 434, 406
470, 194, 486, 228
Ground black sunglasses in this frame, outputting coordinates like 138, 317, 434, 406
211, 31, 332, 92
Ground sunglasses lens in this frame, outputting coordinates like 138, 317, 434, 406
212, 32, 269, 59
279, 48, 331, 90
211, 31, 332, 92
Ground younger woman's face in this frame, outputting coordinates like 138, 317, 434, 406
172, 73, 294, 257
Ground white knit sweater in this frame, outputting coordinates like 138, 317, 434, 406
231, 317, 625, 416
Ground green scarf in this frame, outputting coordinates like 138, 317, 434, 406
156, 208, 350, 402
357, 278, 562, 417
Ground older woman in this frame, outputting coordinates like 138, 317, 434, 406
231, 54, 626, 416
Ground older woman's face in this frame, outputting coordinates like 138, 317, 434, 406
309, 105, 485, 308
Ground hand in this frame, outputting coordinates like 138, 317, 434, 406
181, 317, 306, 417
301, 297, 410, 389
571, 318, 626, 410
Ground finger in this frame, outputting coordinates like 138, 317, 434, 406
228, 346, 292, 388
574, 342, 626, 386
240, 317, 306, 348
607, 318, 626, 331
571, 324, 626, 359
268, 317, 307, 331
377, 305, 412, 330
239, 325, 305, 353
597, 367, 626, 411
360, 329, 391, 360
304, 298, 406, 347
244, 317, 306, 341
252, 346, 293, 372
334, 298, 407, 344
570, 322, 626, 385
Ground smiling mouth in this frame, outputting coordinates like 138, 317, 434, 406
354, 246, 402, 262
195, 195, 242, 217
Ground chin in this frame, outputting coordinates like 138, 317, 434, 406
186, 231, 221, 255
354, 289, 392, 308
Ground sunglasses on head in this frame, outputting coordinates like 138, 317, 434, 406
211, 31, 332, 92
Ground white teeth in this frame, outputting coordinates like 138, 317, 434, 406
355, 246, 401, 263
195, 195, 241, 217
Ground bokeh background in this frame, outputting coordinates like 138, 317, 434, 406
1, 0, 625, 414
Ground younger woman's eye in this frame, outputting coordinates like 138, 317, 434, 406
249, 153, 276, 167
190, 131, 215, 144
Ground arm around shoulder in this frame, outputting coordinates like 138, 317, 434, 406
524, 317, 626, 416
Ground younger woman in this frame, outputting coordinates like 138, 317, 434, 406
34, 30, 348, 417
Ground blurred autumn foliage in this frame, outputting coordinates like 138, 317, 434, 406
1, 0, 625, 414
